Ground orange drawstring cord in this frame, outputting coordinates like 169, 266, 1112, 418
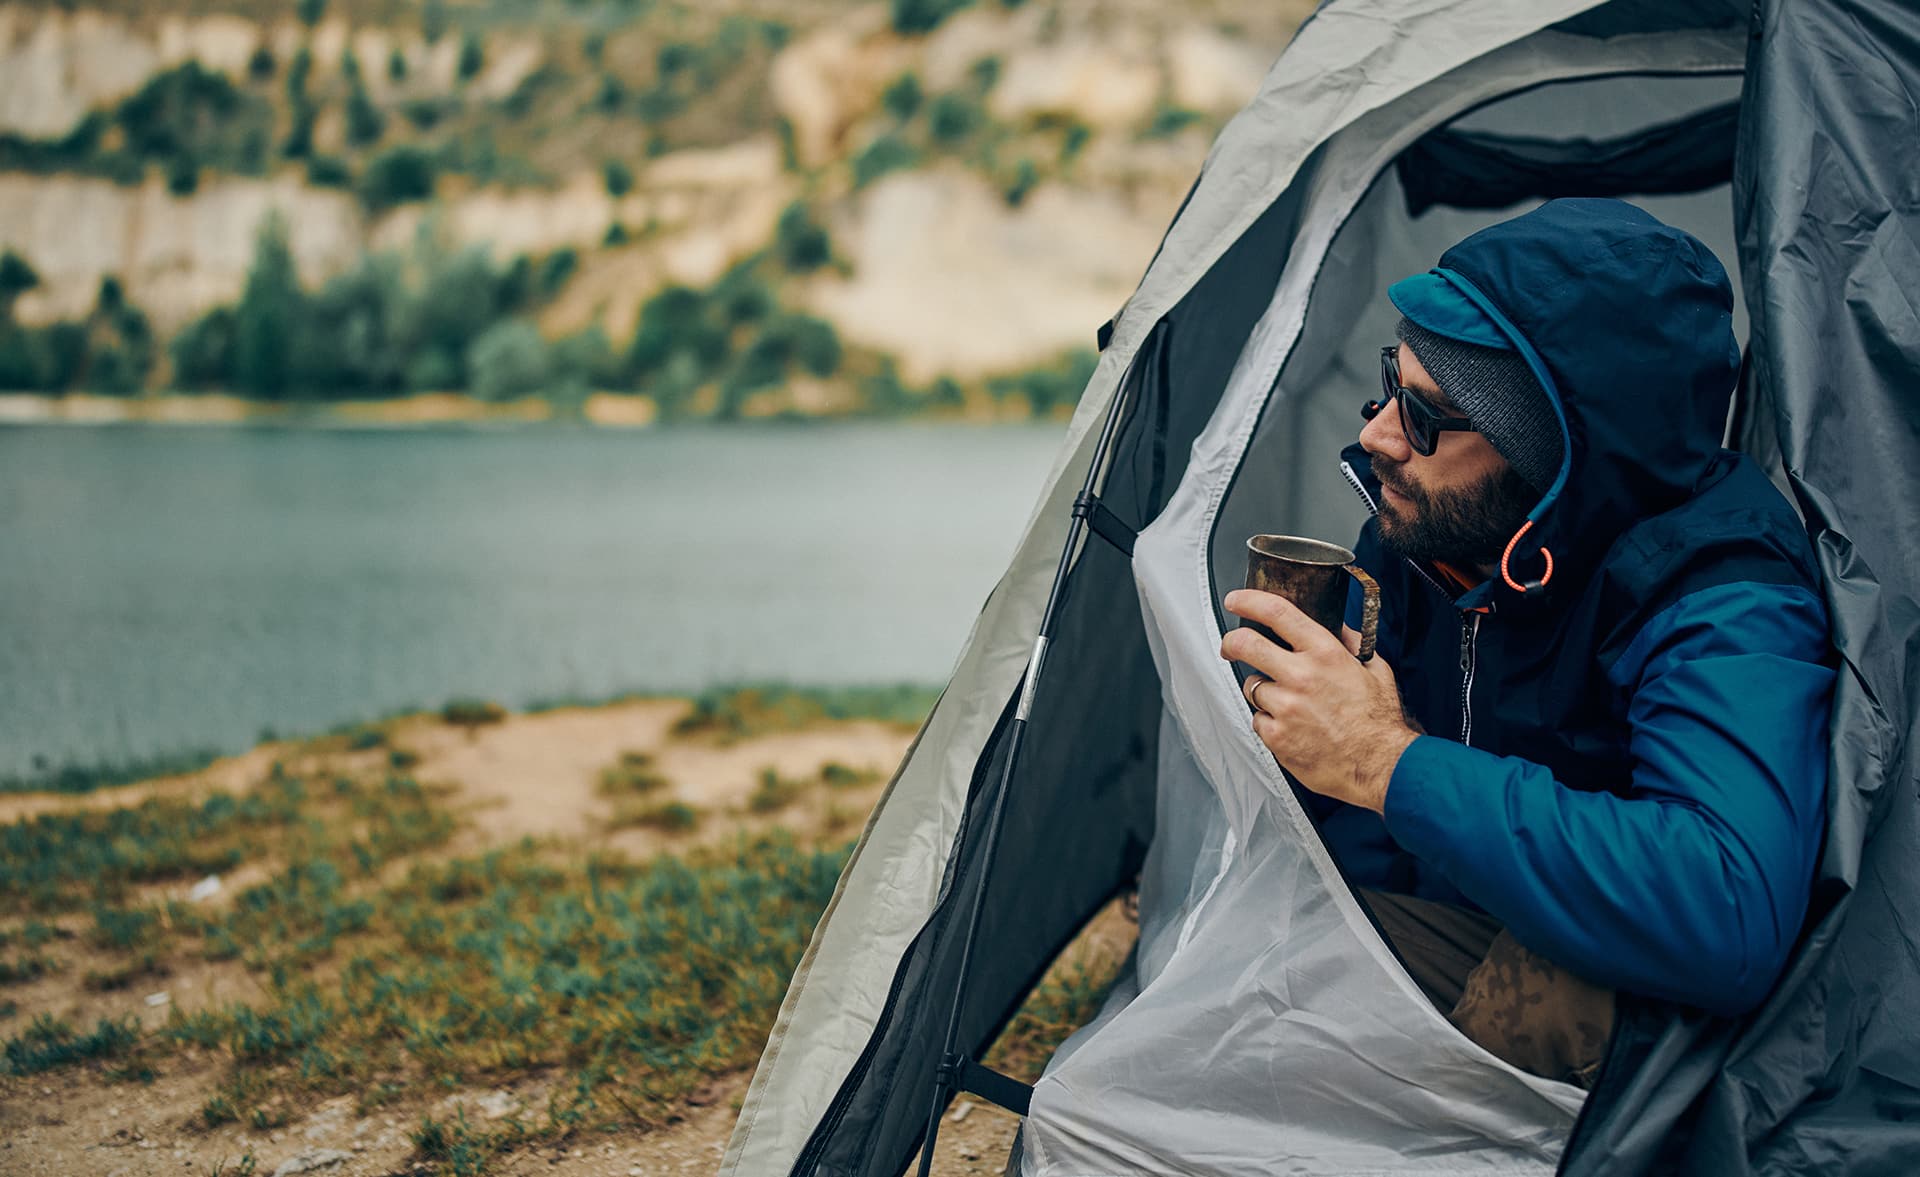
1501, 519, 1554, 593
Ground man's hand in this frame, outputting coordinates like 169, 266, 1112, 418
1219, 589, 1417, 814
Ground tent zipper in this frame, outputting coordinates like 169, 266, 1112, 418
1458, 612, 1480, 745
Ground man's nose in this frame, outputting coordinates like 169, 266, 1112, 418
1360, 394, 1411, 461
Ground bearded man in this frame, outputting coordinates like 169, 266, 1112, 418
1221, 198, 1835, 1086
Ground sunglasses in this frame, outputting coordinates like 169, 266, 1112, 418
1366, 345, 1480, 456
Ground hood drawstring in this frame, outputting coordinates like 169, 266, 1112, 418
1500, 519, 1554, 594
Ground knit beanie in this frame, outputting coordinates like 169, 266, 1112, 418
1395, 317, 1565, 495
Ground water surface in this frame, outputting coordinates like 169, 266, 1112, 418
0, 422, 1065, 776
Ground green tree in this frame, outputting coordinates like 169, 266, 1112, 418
774, 203, 832, 273
286, 46, 312, 100
0, 250, 39, 306
466, 319, 550, 402
346, 78, 386, 147
602, 159, 633, 197
927, 92, 982, 146
169, 307, 235, 388
388, 48, 408, 82
891, 0, 972, 36
297, 0, 326, 28
881, 72, 923, 121
423, 0, 448, 44
457, 32, 485, 82
360, 146, 436, 209
248, 45, 276, 81
234, 214, 302, 399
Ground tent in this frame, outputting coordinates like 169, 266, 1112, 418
722, 0, 1920, 1172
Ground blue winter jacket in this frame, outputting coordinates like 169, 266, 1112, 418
1324, 199, 1834, 1018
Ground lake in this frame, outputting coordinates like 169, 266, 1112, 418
0, 421, 1066, 778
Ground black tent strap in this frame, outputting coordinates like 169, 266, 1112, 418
1072, 492, 1138, 557
937, 1052, 1034, 1118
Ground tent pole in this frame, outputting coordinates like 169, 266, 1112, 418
915, 341, 1143, 1176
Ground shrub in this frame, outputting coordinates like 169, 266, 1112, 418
774, 202, 832, 272
747, 768, 804, 814
248, 46, 276, 81
603, 222, 628, 246
297, 0, 326, 27
602, 158, 633, 197
927, 92, 983, 145
282, 101, 315, 159
613, 799, 701, 832
538, 248, 578, 297
387, 48, 408, 82
457, 32, 485, 82
0, 250, 39, 302
439, 699, 506, 729
305, 154, 351, 188
359, 145, 436, 209
345, 80, 386, 147
892, 0, 973, 35
1141, 103, 1204, 140
170, 307, 235, 388
988, 347, 1097, 416
598, 752, 670, 797
465, 319, 550, 402
882, 72, 923, 121
1002, 157, 1038, 207
852, 133, 919, 188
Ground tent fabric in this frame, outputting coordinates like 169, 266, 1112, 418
723, 0, 1920, 1173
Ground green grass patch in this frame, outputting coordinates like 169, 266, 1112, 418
746, 768, 806, 814
440, 699, 508, 729
597, 752, 670, 798
672, 683, 939, 743
984, 954, 1124, 1083
607, 799, 703, 834
4, 1013, 139, 1075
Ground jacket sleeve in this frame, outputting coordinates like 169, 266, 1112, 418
1380, 580, 1834, 1016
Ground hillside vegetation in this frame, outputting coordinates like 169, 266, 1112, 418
0, 0, 1310, 420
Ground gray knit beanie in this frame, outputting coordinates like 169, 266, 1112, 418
1395, 317, 1564, 494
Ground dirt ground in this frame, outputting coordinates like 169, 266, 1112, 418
0, 700, 1091, 1177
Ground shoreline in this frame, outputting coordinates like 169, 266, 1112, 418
0, 390, 1055, 430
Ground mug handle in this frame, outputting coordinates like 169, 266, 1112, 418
1343, 564, 1379, 663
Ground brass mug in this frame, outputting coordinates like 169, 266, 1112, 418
1241, 535, 1380, 662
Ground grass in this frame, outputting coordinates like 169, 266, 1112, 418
0, 755, 847, 1148
597, 751, 670, 798
672, 683, 939, 743
0, 689, 1121, 1173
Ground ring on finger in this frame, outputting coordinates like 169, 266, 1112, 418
1243, 673, 1267, 709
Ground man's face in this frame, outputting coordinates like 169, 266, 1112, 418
1359, 343, 1536, 566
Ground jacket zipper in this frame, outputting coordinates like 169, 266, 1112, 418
1339, 459, 1451, 598
1458, 612, 1480, 745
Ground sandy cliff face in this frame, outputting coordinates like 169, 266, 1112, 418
0, 2, 1297, 381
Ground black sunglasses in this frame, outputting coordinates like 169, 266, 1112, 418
1365, 345, 1480, 456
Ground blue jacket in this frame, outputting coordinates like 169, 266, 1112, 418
1325, 199, 1834, 1017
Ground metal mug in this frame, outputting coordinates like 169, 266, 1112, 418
1240, 534, 1380, 662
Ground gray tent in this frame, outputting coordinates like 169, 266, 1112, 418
722, 0, 1920, 1173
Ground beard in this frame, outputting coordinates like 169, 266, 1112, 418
1372, 456, 1537, 566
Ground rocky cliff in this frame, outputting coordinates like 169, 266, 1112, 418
0, 0, 1307, 397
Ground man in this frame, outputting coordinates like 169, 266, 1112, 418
1220, 198, 1835, 1086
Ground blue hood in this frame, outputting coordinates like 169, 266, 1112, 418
1389, 198, 1742, 600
